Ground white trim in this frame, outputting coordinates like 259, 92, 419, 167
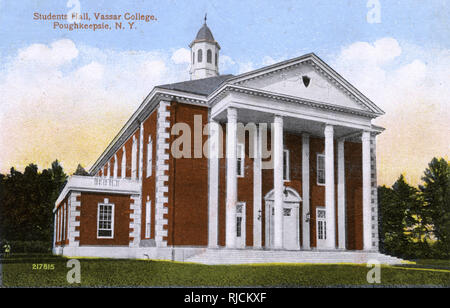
362, 131, 372, 250
113, 154, 118, 179
139, 122, 144, 180
225, 107, 238, 248
54, 176, 141, 209
121, 146, 126, 179
208, 121, 220, 248
210, 53, 384, 115
324, 124, 336, 249
252, 126, 262, 249
337, 139, 346, 250
316, 153, 325, 186
302, 133, 311, 249
273, 115, 284, 249
97, 200, 115, 239
155, 101, 170, 247
131, 135, 137, 180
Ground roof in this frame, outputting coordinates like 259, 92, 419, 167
195, 23, 215, 41
157, 74, 234, 96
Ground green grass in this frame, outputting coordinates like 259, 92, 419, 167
1, 254, 449, 287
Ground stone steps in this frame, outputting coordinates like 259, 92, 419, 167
185, 249, 404, 265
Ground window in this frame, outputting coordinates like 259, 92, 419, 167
197, 49, 202, 63
237, 143, 245, 177
145, 199, 151, 238
236, 217, 242, 237
97, 202, 114, 238
207, 49, 212, 63
317, 209, 326, 240
146, 136, 153, 178
317, 154, 325, 185
193, 52, 195, 64
283, 150, 290, 181
318, 220, 326, 240
283, 208, 291, 216
215, 53, 218, 66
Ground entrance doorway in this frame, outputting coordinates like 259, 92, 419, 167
264, 187, 301, 250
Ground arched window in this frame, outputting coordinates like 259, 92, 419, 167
193, 52, 195, 64
207, 49, 212, 63
215, 53, 218, 66
197, 49, 202, 63
146, 136, 153, 178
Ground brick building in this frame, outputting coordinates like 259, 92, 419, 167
53, 21, 402, 264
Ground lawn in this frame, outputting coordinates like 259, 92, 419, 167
1, 254, 449, 287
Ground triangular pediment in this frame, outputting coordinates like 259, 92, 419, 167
226, 54, 383, 115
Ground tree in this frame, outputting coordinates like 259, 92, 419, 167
73, 164, 89, 176
378, 175, 425, 258
419, 158, 450, 257
0, 160, 67, 243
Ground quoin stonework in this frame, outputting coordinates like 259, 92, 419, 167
53, 19, 404, 264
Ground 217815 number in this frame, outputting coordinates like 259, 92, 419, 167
32, 264, 55, 270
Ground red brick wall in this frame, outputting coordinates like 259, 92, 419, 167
140, 108, 158, 240
167, 102, 209, 246
78, 192, 132, 246
344, 141, 363, 250
217, 131, 364, 250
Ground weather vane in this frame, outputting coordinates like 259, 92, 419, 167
204, 13, 207, 24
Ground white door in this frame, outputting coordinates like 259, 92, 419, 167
316, 207, 327, 249
265, 201, 300, 250
282, 203, 300, 250
236, 202, 246, 248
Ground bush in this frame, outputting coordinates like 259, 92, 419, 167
1, 240, 52, 253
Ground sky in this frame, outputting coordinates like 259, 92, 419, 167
0, 0, 449, 186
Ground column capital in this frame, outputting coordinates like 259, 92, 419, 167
273, 114, 283, 124
227, 107, 237, 120
361, 130, 371, 141
324, 124, 334, 135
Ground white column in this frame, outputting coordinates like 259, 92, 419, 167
113, 154, 118, 179
138, 122, 144, 180
132, 136, 137, 180
324, 124, 336, 249
208, 120, 220, 248
121, 146, 126, 179
302, 133, 311, 249
362, 131, 372, 250
253, 124, 262, 248
106, 161, 111, 178
225, 108, 238, 248
273, 115, 284, 249
337, 138, 346, 249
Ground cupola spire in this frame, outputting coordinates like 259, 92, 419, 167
189, 16, 220, 80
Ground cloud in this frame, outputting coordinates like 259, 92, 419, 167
332, 37, 450, 186
16, 39, 79, 67
171, 48, 190, 64
0, 39, 190, 174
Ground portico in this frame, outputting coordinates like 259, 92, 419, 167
207, 57, 384, 251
